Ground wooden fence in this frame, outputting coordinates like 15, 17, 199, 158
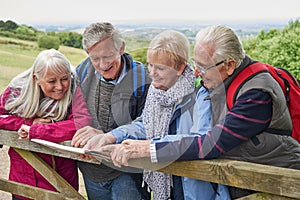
0, 130, 299, 200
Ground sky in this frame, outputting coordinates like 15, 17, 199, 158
1, 0, 300, 25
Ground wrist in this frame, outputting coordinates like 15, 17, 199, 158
107, 132, 117, 144
150, 143, 157, 162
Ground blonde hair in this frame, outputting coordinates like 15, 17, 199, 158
5, 49, 75, 121
147, 30, 190, 69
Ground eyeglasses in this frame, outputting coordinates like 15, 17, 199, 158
90, 53, 118, 64
191, 59, 226, 74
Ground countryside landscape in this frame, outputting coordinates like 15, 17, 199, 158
0, 18, 300, 199
0, 19, 300, 91
1, 18, 299, 92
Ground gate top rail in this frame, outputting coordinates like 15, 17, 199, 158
1, 129, 300, 199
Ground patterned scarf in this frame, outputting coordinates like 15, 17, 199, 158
142, 66, 195, 200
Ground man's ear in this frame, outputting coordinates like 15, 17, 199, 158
119, 42, 125, 55
226, 59, 237, 76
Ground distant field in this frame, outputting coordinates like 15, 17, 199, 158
0, 36, 150, 93
0, 36, 88, 93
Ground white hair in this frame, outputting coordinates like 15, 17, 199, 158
195, 25, 245, 68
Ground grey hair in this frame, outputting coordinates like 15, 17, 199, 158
147, 30, 190, 69
5, 49, 75, 121
82, 22, 124, 52
195, 25, 245, 68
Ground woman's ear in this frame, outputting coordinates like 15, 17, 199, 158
177, 63, 186, 76
33, 74, 40, 84
226, 59, 237, 76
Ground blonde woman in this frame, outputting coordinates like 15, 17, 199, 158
0, 49, 92, 200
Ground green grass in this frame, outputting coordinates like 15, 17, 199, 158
0, 36, 149, 93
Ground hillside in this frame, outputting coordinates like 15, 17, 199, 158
1, 19, 299, 94
0, 36, 88, 92
0, 35, 152, 93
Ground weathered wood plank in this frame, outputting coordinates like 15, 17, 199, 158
164, 160, 300, 199
0, 129, 100, 164
237, 192, 298, 200
0, 178, 67, 200
1, 129, 300, 199
125, 153, 300, 199
14, 148, 85, 200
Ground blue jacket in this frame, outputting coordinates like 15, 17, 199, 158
110, 86, 196, 142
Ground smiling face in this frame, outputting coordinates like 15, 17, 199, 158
89, 37, 124, 80
147, 52, 185, 91
36, 68, 70, 100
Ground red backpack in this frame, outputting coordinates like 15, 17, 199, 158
227, 62, 300, 143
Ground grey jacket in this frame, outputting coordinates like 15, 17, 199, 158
76, 53, 151, 181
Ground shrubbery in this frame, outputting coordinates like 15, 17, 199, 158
0, 20, 82, 49
37, 35, 60, 50
243, 19, 300, 79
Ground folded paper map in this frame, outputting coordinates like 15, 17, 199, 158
31, 138, 111, 162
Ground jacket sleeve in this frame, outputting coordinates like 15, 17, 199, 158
0, 87, 33, 130
29, 86, 92, 142
71, 86, 92, 129
110, 115, 147, 143
151, 89, 273, 162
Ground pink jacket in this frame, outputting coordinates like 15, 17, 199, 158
0, 86, 92, 200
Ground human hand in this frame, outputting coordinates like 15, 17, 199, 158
100, 139, 151, 168
71, 126, 104, 147
18, 124, 30, 139
84, 133, 117, 151
77, 132, 116, 159
32, 117, 52, 125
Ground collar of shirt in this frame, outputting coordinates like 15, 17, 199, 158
94, 56, 126, 85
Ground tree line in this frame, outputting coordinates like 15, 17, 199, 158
1, 19, 299, 79
0, 20, 82, 49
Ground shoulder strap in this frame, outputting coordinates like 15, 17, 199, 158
76, 58, 90, 83
132, 60, 146, 98
227, 63, 269, 109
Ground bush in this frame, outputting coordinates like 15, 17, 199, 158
37, 35, 60, 50
243, 19, 300, 80
57, 32, 83, 49
0, 31, 37, 41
